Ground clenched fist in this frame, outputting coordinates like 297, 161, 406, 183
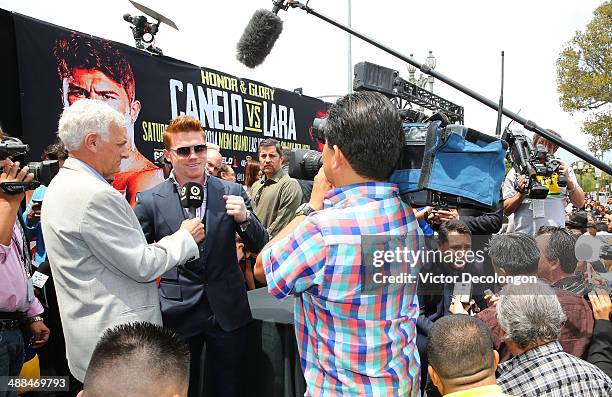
224, 195, 248, 223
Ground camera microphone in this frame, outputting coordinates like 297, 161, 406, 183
179, 182, 204, 219
236, 8, 283, 68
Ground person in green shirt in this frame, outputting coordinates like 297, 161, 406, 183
251, 139, 303, 238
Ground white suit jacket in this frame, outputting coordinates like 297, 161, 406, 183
41, 157, 199, 381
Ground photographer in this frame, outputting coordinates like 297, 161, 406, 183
255, 92, 421, 396
503, 130, 584, 235
0, 128, 50, 394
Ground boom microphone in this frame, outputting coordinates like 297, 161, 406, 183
236, 9, 283, 68
180, 182, 204, 219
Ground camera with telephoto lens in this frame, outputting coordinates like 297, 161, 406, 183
0, 137, 59, 194
502, 129, 568, 200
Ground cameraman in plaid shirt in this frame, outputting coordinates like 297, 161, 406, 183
256, 92, 421, 396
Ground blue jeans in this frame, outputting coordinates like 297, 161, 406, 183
0, 328, 24, 397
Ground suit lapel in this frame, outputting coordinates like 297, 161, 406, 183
203, 177, 227, 261
154, 180, 186, 233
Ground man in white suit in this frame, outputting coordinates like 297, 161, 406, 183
41, 99, 204, 384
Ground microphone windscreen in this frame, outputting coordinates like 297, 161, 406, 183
236, 9, 283, 68
180, 182, 204, 211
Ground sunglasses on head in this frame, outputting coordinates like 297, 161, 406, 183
170, 144, 207, 157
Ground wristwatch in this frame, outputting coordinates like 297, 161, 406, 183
27, 316, 43, 324
295, 203, 316, 217
239, 211, 251, 231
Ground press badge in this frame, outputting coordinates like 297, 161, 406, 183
531, 199, 545, 218
31, 271, 49, 289
26, 277, 35, 302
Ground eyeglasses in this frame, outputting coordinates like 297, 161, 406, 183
169, 144, 207, 158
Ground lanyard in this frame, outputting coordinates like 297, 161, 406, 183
12, 217, 32, 278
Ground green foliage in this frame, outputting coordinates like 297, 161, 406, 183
556, 1, 612, 151
572, 160, 612, 192
584, 111, 612, 153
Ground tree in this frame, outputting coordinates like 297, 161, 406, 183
556, 1, 612, 153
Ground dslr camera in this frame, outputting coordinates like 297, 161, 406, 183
0, 137, 59, 194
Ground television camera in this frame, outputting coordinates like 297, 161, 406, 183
502, 128, 567, 199
0, 137, 59, 194
289, 62, 507, 211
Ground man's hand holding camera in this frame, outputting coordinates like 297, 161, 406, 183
309, 168, 333, 211
514, 174, 528, 195
427, 208, 459, 226
557, 159, 576, 192
0, 161, 33, 203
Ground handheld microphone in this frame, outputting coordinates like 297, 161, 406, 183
180, 182, 204, 219
236, 9, 283, 68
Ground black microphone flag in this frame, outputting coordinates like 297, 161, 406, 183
180, 182, 204, 219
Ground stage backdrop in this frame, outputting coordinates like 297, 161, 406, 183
11, 11, 328, 185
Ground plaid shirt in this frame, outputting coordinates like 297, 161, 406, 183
263, 182, 421, 396
497, 341, 612, 396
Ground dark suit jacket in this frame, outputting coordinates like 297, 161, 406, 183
458, 205, 503, 236
134, 176, 268, 337
588, 320, 612, 378
416, 260, 487, 337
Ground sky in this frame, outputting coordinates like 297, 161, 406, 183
1, 0, 608, 169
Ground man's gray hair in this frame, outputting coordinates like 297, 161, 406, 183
535, 227, 579, 274
496, 282, 566, 349
487, 233, 539, 276
58, 99, 126, 151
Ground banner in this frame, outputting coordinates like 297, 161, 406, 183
12, 13, 328, 203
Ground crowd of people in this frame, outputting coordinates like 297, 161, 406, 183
1, 90, 611, 397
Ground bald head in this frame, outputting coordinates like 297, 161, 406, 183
427, 315, 499, 395
206, 148, 222, 177
80, 322, 189, 397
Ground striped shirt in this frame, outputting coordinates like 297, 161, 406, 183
263, 182, 421, 396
